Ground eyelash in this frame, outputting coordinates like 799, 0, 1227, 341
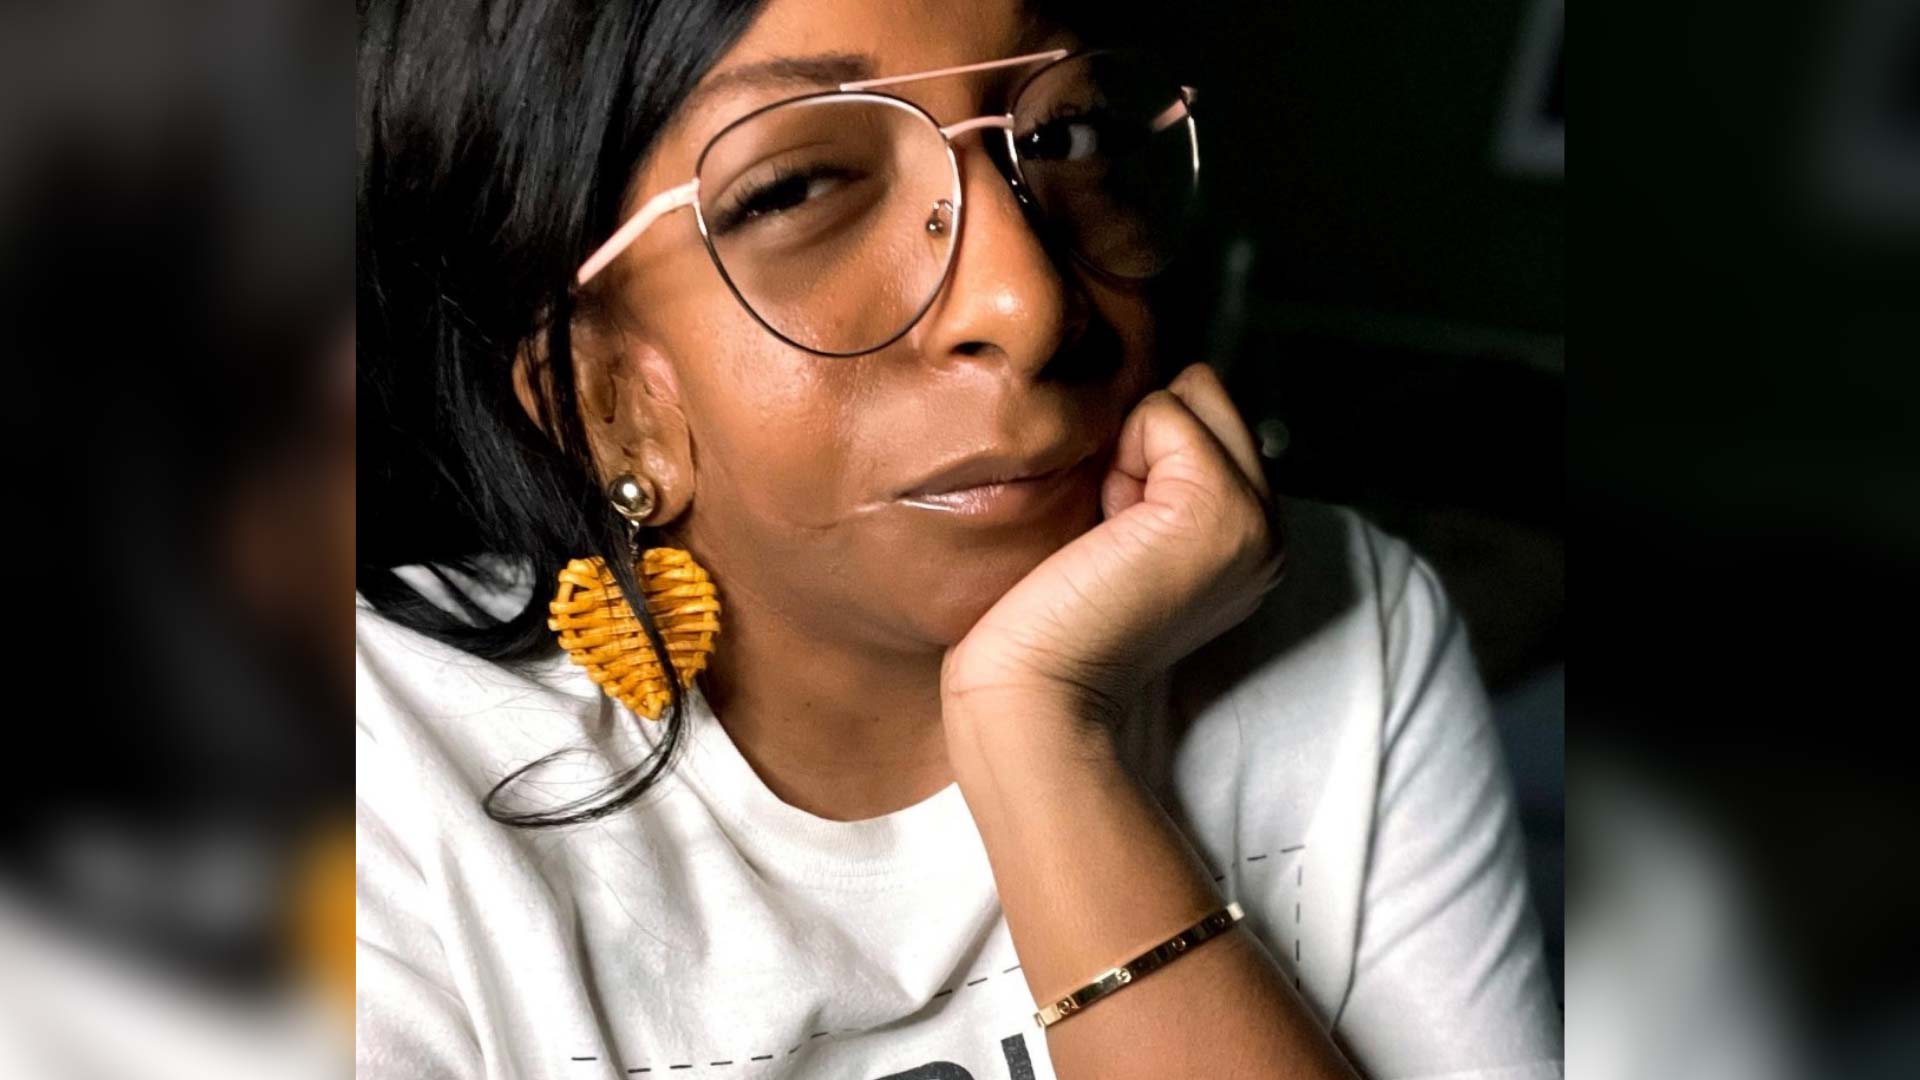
708, 164, 859, 235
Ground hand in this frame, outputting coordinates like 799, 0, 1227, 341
941, 361, 1286, 736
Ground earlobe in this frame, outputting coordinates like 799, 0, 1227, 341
591, 338, 696, 528
628, 417, 693, 525
514, 318, 697, 528
622, 342, 696, 526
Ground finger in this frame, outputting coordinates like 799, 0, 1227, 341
1100, 464, 1146, 520
1110, 385, 1249, 519
1110, 388, 1208, 487
1164, 362, 1271, 499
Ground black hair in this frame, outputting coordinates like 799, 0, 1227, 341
357, 0, 767, 827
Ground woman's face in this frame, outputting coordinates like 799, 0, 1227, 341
598, 0, 1161, 653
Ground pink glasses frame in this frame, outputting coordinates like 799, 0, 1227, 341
573, 47, 1199, 290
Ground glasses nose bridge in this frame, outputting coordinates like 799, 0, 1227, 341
935, 112, 1029, 208
937, 113, 1013, 142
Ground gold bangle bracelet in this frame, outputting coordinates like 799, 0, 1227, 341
1032, 901, 1245, 1029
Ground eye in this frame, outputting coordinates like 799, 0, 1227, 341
1018, 103, 1161, 166
710, 164, 860, 234
1019, 111, 1110, 163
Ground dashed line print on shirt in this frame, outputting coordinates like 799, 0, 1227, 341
569, 843, 1302, 1074
580, 1030, 1042, 1077
1212, 841, 1303, 881
1295, 858, 1304, 988
1206, 842, 1306, 991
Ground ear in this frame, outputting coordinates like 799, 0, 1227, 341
511, 316, 695, 528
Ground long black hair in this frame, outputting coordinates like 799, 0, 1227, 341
357, 0, 766, 828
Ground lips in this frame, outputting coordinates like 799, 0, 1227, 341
890, 441, 1105, 522
895, 443, 1096, 499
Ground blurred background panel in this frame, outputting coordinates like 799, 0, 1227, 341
0, 0, 351, 1075
1573, 2, 1920, 1077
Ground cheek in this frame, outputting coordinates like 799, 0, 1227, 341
1080, 280, 1162, 417
628, 249, 863, 531
676, 333, 862, 532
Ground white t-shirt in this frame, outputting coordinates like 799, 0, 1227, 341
356, 501, 1563, 1080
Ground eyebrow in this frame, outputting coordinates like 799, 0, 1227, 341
681, 52, 876, 117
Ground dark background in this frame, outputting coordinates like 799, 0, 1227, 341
1163, 0, 1568, 1001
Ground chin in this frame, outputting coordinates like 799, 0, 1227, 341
916, 565, 1033, 645
918, 527, 1099, 647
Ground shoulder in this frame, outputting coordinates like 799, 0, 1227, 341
355, 589, 616, 819
1170, 497, 1451, 721
356, 558, 583, 746
1140, 498, 1465, 842
1146, 497, 1479, 853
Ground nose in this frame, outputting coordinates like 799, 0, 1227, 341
909, 137, 1086, 378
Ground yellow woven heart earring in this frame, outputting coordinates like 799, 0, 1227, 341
548, 473, 721, 720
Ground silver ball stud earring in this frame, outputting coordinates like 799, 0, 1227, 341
608, 473, 658, 527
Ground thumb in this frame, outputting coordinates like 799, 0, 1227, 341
1100, 466, 1145, 519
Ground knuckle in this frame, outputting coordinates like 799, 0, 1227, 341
1169, 361, 1218, 393
1225, 496, 1271, 564
1143, 388, 1186, 417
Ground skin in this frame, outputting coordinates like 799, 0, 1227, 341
527, 0, 1157, 820
519, 1, 1359, 1075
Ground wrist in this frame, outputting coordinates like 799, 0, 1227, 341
942, 645, 1138, 727
942, 686, 1126, 791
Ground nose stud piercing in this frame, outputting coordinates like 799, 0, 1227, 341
926, 199, 955, 235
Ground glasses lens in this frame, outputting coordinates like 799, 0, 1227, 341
696, 96, 959, 355
1010, 51, 1199, 279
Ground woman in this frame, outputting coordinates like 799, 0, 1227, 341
356, 0, 1563, 1077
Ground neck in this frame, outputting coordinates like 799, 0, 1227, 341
698, 588, 955, 823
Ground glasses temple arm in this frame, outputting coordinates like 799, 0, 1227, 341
1144, 86, 1201, 135
576, 179, 700, 287
839, 48, 1070, 91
